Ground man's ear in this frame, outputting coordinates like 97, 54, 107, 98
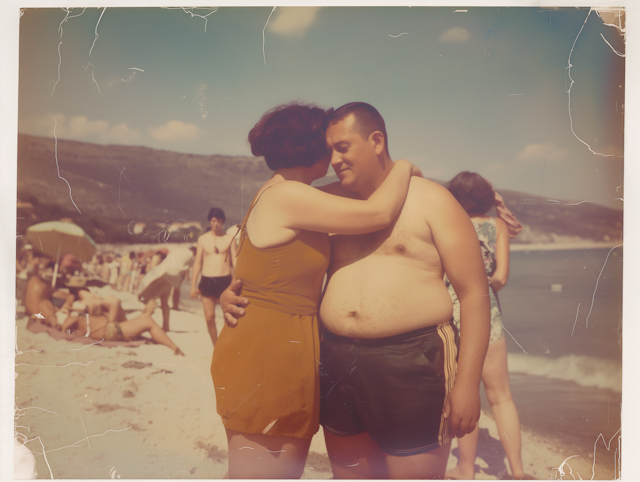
370, 131, 385, 155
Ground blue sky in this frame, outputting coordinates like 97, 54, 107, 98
15, 6, 625, 208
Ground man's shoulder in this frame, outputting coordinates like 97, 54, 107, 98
408, 177, 451, 201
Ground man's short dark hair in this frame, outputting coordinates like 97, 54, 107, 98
326, 102, 389, 154
208, 207, 226, 222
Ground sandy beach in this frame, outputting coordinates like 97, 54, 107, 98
14, 284, 617, 480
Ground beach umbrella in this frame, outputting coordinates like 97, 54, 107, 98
25, 221, 97, 287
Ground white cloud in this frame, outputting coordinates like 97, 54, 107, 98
18, 113, 58, 137
148, 120, 200, 142
100, 122, 142, 145
18, 113, 142, 145
268, 7, 321, 38
19, 113, 109, 138
66, 115, 110, 138
517, 143, 569, 162
439, 27, 471, 43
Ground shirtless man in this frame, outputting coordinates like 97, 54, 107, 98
222, 102, 490, 479
24, 253, 78, 328
191, 207, 237, 346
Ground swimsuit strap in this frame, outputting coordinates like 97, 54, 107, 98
224, 183, 279, 262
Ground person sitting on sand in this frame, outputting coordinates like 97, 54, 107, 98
190, 207, 237, 346
443, 172, 532, 481
23, 252, 79, 327
24, 256, 184, 355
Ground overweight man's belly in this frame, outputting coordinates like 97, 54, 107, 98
320, 256, 453, 338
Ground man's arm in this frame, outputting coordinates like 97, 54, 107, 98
190, 238, 204, 298
423, 180, 491, 438
220, 279, 248, 326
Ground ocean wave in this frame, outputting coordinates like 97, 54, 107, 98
507, 353, 621, 392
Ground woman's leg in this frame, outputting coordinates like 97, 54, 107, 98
201, 296, 219, 346
444, 424, 479, 479
482, 337, 525, 479
225, 429, 311, 479
119, 314, 184, 355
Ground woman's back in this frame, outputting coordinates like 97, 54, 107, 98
235, 227, 329, 315
470, 217, 498, 278
211, 191, 330, 438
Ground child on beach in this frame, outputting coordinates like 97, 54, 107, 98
444, 172, 532, 480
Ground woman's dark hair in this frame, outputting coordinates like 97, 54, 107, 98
447, 171, 495, 215
208, 207, 226, 222
248, 103, 330, 170
129, 251, 136, 260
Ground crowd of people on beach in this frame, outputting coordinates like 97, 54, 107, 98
16, 100, 537, 479
16, 215, 240, 357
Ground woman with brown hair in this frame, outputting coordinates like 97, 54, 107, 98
444, 171, 532, 480
211, 102, 420, 478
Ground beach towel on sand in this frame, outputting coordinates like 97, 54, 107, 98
25, 317, 152, 348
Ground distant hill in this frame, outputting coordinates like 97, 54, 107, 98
16, 134, 622, 246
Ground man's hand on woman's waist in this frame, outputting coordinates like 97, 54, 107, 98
221, 279, 249, 327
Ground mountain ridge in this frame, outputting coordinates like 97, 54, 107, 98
16, 134, 622, 246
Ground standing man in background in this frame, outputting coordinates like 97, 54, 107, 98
191, 208, 236, 346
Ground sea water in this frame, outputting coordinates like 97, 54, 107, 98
496, 247, 622, 465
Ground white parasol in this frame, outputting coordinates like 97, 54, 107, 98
25, 221, 97, 287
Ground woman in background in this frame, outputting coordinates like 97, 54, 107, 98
444, 171, 532, 481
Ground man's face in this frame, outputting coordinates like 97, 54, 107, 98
209, 217, 224, 232
326, 114, 380, 194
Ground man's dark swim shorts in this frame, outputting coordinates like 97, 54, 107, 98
198, 275, 232, 299
319, 320, 459, 456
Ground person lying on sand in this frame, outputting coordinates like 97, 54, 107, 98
65, 276, 128, 324
58, 309, 185, 356
24, 255, 184, 355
